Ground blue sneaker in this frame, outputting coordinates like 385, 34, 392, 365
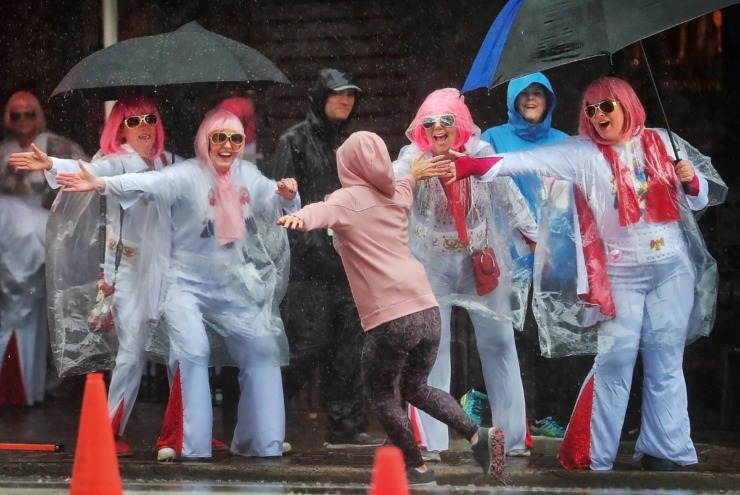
530, 416, 566, 438
460, 389, 489, 426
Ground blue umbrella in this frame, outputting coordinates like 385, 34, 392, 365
462, 0, 739, 170
462, 0, 739, 93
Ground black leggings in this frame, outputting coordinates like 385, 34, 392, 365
361, 307, 478, 468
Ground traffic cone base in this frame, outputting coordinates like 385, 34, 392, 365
69, 372, 123, 495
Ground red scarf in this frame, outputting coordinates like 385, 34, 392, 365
440, 177, 471, 243
598, 130, 680, 226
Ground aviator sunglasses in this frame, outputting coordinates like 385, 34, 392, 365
9, 109, 36, 122
584, 99, 619, 119
421, 114, 456, 129
209, 131, 245, 146
124, 113, 158, 129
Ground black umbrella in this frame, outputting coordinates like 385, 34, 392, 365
462, 0, 739, 163
52, 21, 289, 100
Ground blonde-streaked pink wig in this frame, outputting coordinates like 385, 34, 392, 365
406, 88, 473, 152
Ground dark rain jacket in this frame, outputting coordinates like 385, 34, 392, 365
262, 70, 360, 283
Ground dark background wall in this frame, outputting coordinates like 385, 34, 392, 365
2, 0, 739, 433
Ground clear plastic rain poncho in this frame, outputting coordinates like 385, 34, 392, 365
47, 153, 292, 374
45, 149, 175, 376
494, 130, 726, 357
392, 89, 536, 325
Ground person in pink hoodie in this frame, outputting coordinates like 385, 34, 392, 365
276, 131, 504, 486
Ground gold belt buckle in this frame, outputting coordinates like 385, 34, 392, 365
649, 237, 665, 251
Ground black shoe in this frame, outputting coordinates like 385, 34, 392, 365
641, 454, 679, 471
323, 432, 386, 449
406, 467, 437, 486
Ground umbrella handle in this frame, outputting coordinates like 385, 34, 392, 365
640, 41, 691, 194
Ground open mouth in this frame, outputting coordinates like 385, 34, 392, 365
598, 120, 610, 130
433, 132, 447, 145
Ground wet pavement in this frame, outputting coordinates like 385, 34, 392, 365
1, 381, 740, 493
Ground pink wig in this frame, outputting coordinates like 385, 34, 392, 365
4, 91, 45, 131
194, 108, 244, 170
217, 97, 255, 145
100, 96, 165, 158
578, 77, 646, 145
406, 88, 473, 152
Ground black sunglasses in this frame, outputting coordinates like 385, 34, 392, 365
421, 114, 456, 129
124, 113, 158, 129
9, 109, 36, 122
209, 132, 245, 146
584, 99, 619, 119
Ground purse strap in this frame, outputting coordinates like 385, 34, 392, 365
97, 197, 125, 283
97, 162, 126, 285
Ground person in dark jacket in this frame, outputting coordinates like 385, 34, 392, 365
262, 68, 383, 448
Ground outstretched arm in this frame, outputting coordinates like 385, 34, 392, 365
9, 144, 53, 171
55, 161, 103, 192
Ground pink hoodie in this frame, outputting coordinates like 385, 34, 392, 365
293, 131, 438, 331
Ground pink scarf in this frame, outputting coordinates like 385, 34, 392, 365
598, 130, 680, 227
214, 170, 245, 245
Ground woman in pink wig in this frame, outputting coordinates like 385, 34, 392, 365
54, 108, 299, 462
393, 88, 537, 459
454, 76, 726, 471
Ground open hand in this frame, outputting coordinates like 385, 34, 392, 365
411, 153, 455, 181
276, 214, 303, 230
8, 143, 52, 171
56, 161, 99, 192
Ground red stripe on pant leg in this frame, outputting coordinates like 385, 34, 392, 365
0, 332, 28, 406
110, 399, 125, 437
525, 421, 534, 450
156, 364, 184, 453
558, 374, 595, 470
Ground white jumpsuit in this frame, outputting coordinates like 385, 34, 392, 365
102, 158, 298, 459
484, 130, 716, 470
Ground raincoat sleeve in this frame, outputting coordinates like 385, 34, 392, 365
658, 130, 726, 210
240, 161, 301, 214
391, 144, 418, 178
103, 162, 188, 209
46, 155, 123, 188
479, 138, 584, 184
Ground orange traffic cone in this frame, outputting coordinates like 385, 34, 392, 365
369, 446, 409, 495
69, 373, 122, 495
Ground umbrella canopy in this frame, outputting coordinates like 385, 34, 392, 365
52, 21, 290, 100
463, 0, 739, 92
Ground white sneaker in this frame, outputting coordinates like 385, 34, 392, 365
157, 447, 177, 462
282, 442, 292, 453
507, 448, 531, 457
421, 450, 441, 462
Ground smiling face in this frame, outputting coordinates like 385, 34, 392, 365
122, 116, 157, 157
587, 97, 625, 144
515, 83, 547, 124
208, 128, 243, 173
423, 119, 459, 155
